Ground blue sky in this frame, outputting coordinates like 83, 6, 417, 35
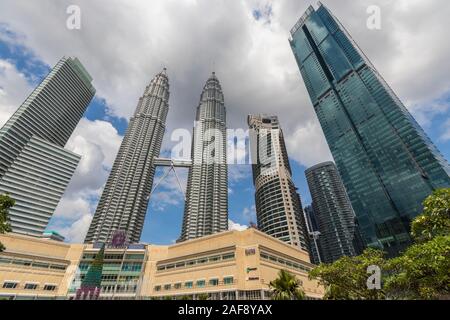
1, 0, 449, 244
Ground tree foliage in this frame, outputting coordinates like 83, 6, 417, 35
411, 188, 450, 243
197, 293, 209, 300
384, 235, 450, 300
269, 269, 305, 300
309, 248, 386, 300
0, 194, 15, 252
309, 188, 450, 300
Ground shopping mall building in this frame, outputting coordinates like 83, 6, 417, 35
0, 228, 324, 300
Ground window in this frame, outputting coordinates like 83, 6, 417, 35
121, 262, 142, 272
104, 254, 124, 260
185, 281, 193, 289
174, 283, 182, 289
125, 254, 144, 260
209, 279, 219, 286
186, 260, 196, 266
0, 257, 12, 264
223, 277, 234, 285
197, 258, 208, 265
164, 284, 171, 291
2, 282, 18, 289
154, 285, 161, 292
222, 253, 235, 260
196, 280, 205, 288
32, 262, 50, 269
209, 256, 221, 262
50, 264, 67, 271
43, 284, 57, 291
12, 259, 32, 266
24, 283, 38, 290
102, 275, 118, 281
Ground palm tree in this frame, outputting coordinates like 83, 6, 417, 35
269, 269, 306, 300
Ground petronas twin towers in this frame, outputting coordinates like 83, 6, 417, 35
180, 72, 228, 242
85, 70, 228, 244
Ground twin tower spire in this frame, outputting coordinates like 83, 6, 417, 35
85, 70, 228, 244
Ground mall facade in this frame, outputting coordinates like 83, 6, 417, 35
0, 228, 324, 300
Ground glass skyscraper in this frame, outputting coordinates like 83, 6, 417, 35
0, 57, 95, 236
85, 69, 169, 244
306, 162, 362, 263
290, 4, 450, 255
179, 73, 228, 242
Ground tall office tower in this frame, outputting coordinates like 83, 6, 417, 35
290, 4, 450, 255
248, 115, 309, 252
304, 205, 322, 265
306, 162, 361, 263
0, 57, 95, 236
85, 69, 169, 244
179, 73, 228, 242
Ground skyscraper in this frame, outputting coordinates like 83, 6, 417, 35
179, 73, 228, 242
306, 162, 361, 263
248, 115, 309, 252
290, 4, 450, 255
0, 56, 95, 236
85, 69, 170, 244
304, 205, 322, 265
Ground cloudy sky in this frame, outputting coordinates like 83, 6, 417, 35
0, 0, 449, 244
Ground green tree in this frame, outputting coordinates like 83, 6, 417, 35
309, 248, 386, 300
0, 194, 15, 252
384, 235, 450, 300
384, 188, 450, 300
411, 188, 450, 243
197, 293, 209, 300
269, 269, 305, 300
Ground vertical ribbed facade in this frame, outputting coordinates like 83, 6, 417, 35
179, 73, 228, 242
248, 115, 309, 252
85, 70, 170, 244
306, 162, 360, 263
0, 57, 95, 236
290, 4, 450, 256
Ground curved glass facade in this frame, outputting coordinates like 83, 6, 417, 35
290, 4, 450, 256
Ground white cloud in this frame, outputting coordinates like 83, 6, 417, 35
242, 205, 257, 223
228, 219, 248, 231
49, 118, 122, 242
229, 164, 252, 184
285, 121, 334, 168
441, 119, 450, 142
0, 59, 32, 127
2, 0, 446, 170
51, 214, 93, 243
408, 101, 450, 129
150, 168, 188, 212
